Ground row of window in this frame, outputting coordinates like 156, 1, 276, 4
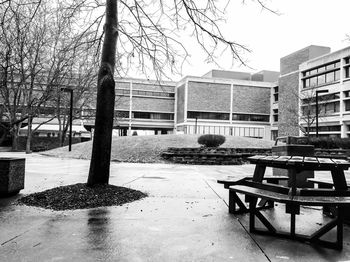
305, 125, 341, 133
303, 61, 340, 77
301, 101, 340, 115
184, 125, 264, 138
116, 89, 175, 98
303, 70, 340, 88
187, 111, 269, 122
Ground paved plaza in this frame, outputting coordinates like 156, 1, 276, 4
1, 152, 350, 261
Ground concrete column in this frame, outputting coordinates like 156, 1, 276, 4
184, 80, 188, 134
128, 81, 133, 135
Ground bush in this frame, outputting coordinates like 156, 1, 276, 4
197, 134, 226, 148
308, 137, 350, 149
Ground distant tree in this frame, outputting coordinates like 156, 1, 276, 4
287, 87, 326, 137
0, 0, 99, 152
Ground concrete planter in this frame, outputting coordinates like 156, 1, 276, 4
0, 158, 25, 196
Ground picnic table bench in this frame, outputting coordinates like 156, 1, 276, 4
229, 155, 350, 250
217, 176, 289, 213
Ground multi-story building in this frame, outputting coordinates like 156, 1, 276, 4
83, 78, 177, 136
276, 45, 350, 138
175, 70, 278, 139
96, 70, 279, 139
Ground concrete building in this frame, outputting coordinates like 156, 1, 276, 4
277, 45, 350, 138
94, 70, 278, 139
175, 71, 278, 139
83, 78, 176, 136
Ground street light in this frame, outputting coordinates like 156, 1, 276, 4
315, 89, 328, 137
61, 87, 73, 151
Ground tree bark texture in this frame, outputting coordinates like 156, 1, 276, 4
87, 0, 118, 186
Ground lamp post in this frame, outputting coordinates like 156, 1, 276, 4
61, 87, 73, 151
315, 89, 328, 137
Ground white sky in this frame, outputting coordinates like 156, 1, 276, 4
171, 0, 350, 80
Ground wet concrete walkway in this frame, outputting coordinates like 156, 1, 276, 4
1, 152, 350, 261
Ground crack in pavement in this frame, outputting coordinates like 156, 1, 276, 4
1, 229, 30, 246
202, 177, 272, 262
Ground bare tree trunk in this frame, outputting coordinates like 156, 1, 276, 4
25, 114, 32, 154
87, 0, 117, 186
11, 125, 19, 151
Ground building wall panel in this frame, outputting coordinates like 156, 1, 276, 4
187, 81, 231, 112
232, 85, 270, 114
176, 85, 185, 123
132, 96, 174, 112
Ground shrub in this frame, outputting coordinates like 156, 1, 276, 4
308, 137, 350, 149
132, 131, 138, 136
197, 134, 226, 148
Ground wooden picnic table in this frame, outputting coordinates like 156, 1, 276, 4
230, 155, 350, 249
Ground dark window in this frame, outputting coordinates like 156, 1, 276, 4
132, 90, 174, 98
187, 111, 229, 120
231, 113, 269, 122
345, 67, 350, 78
345, 100, 350, 111
133, 111, 174, 120
115, 111, 129, 118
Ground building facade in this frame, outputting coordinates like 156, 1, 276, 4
276, 45, 350, 138
94, 70, 279, 139
175, 72, 277, 139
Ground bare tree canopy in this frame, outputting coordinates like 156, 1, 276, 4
87, 0, 275, 185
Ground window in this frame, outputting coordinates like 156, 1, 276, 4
273, 109, 278, 122
231, 113, 269, 122
345, 100, 350, 111
132, 90, 175, 97
187, 111, 229, 120
310, 77, 317, 87
317, 74, 325, 85
133, 111, 174, 120
326, 71, 335, 83
302, 60, 341, 88
335, 70, 340, 81
115, 111, 129, 118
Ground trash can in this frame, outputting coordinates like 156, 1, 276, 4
272, 136, 314, 188
0, 158, 25, 196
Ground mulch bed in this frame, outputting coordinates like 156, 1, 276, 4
17, 183, 147, 211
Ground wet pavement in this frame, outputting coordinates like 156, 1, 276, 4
1, 152, 350, 261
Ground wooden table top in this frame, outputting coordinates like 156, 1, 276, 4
248, 155, 350, 170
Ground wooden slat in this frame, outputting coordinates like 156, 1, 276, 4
331, 158, 350, 168
287, 156, 304, 166
293, 195, 350, 205
230, 185, 292, 203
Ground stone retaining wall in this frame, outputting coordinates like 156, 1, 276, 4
161, 147, 272, 165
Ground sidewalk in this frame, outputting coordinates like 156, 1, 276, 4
1, 152, 350, 261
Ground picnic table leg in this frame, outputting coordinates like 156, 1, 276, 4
250, 163, 266, 231
337, 206, 344, 250
252, 164, 266, 182
330, 169, 348, 191
229, 190, 248, 214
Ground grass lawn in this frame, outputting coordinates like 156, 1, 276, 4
42, 134, 274, 163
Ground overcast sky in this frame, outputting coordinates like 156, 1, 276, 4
175, 0, 350, 80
